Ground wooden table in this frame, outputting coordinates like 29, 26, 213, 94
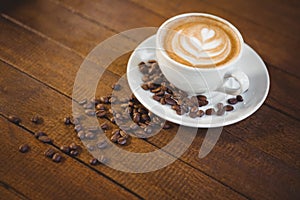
0, 0, 299, 199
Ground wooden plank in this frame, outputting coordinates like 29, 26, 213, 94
55, 0, 299, 76
0, 183, 26, 200
1, 3, 300, 120
0, 117, 139, 200
0, 61, 245, 199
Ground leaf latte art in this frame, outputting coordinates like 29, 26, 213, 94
164, 18, 241, 68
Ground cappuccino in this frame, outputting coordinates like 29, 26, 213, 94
162, 16, 241, 68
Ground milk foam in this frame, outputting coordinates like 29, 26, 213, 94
170, 24, 231, 66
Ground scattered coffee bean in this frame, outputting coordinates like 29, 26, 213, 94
8, 115, 21, 124
99, 96, 110, 104
96, 110, 106, 118
110, 117, 116, 124
96, 104, 106, 110
77, 131, 85, 140
236, 95, 244, 102
60, 145, 70, 154
112, 83, 121, 90
228, 98, 238, 105
110, 134, 119, 143
165, 98, 177, 105
189, 112, 197, 118
31, 114, 43, 124
141, 83, 149, 90
34, 131, 47, 138
90, 158, 99, 165
197, 95, 207, 101
38, 135, 52, 144
100, 122, 109, 130
217, 108, 225, 116
216, 103, 223, 110
152, 95, 162, 102
133, 113, 140, 123
74, 124, 82, 132
78, 98, 88, 105
69, 142, 79, 150
19, 144, 29, 153
224, 105, 234, 111
196, 110, 205, 117
69, 150, 79, 157
117, 137, 127, 145
64, 116, 72, 125
44, 148, 55, 158
205, 108, 216, 115
52, 153, 62, 163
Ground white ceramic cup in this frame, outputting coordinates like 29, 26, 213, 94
156, 13, 249, 95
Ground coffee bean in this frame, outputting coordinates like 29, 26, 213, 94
148, 59, 157, 64
96, 110, 106, 118
217, 103, 224, 110
110, 117, 116, 124
228, 98, 238, 105
117, 137, 127, 145
38, 136, 52, 144
96, 104, 106, 110
69, 142, 79, 150
69, 150, 79, 157
162, 123, 172, 129
85, 131, 95, 140
224, 105, 234, 111
190, 106, 198, 113
109, 96, 117, 104
83, 102, 94, 109
44, 148, 55, 158
8, 115, 21, 124
151, 87, 161, 93
205, 108, 216, 115
120, 130, 129, 139
176, 109, 184, 115
34, 131, 47, 138
52, 153, 62, 163
74, 124, 82, 132
142, 75, 150, 82
217, 108, 225, 116
189, 112, 197, 118
165, 98, 177, 106
110, 134, 120, 143
31, 114, 43, 124
19, 144, 29, 153
60, 145, 70, 154
197, 95, 207, 101
78, 98, 88, 105
112, 83, 121, 91
133, 113, 140, 123
196, 110, 205, 117
99, 96, 110, 104
100, 122, 109, 130
97, 140, 108, 149
171, 105, 180, 111
90, 158, 99, 165
130, 123, 139, 130
199, 100, 209, 106
86, 144, 95, 151
236, 95, 244, 102
85, 109, 95, 116
64, 116, 72, 125
77, 131, 85, 140
152, 95, 162, 102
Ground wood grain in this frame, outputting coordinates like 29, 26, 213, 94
0, 182, 27, 200
0, 61, 245, 200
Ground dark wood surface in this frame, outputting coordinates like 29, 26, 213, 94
0, 0, 299, 199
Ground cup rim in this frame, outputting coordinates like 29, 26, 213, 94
156, 13, 244, 71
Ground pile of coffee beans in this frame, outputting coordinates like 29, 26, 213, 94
139, 60, 244, 118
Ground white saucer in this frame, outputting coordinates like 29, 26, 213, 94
127, 35, 270, 128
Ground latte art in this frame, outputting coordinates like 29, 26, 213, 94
163, 16, 241, 68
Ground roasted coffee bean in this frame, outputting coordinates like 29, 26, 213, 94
64, 116, 72, 125
96, 104, 106, 110
109, 96, 117, 103
110, 134, 120, 143
199, 100, 209, 107
196, 110, 205, 117
90, 158, 99, 165
74, 125, 82, 132
217, 108, 225, 116
77, 131, 85, 140
99, 96, 110, 104
171, 105, 180, 111
152, 95, 162, 101
228, 98, 238, 105
189, 112, 197, 118
181, 105, 189, 113
217, 103, 224, 110
159, 97, 166, 105
191, 96, 198, 105
38, 135, 52, 144
150, 87, 161, 93
31, 114, 43, 124
162, 123, 172, 129
78, 98, 88, 105
85, 109, 95, 116
60, 145, 71, 154
141, 83, 149, 90
176, 109, 184, 115
117, 137, 127, 145
155, 90, 165, 96
96, 110, 107, 118
52, 153, 62, 163
69, 142, 79, 150
148, 59, 157, 64
142, 75, 150, 82
19, 144, 29, 153
130, 123, 139, 130
236, 95, 244, 102
190, 106, 198, 113
165, 98, 177, 105
100, 122, 109, 130
141, 114, 149, 122
44, 148, 55, 158
85, 131, 95, 140
112, 83, 121, 91
110, 117, 116, 124
86, 144, 95, 151
205, 108, 216, 115
34, 131, 47, 138
166, 88, 173, 94
120, 130, 129, 139
83, 102, 94, 109
197, 95, 207, 101
97, 140, 108, 149
224, 105, 234, 111
69, 150, 79, 157
144, 127, 152, 134
8, 115, 21, 124
133, 113, 140, 123
138, 123, 147, 129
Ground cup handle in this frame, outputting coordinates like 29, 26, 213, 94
220, 71, 249, 95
